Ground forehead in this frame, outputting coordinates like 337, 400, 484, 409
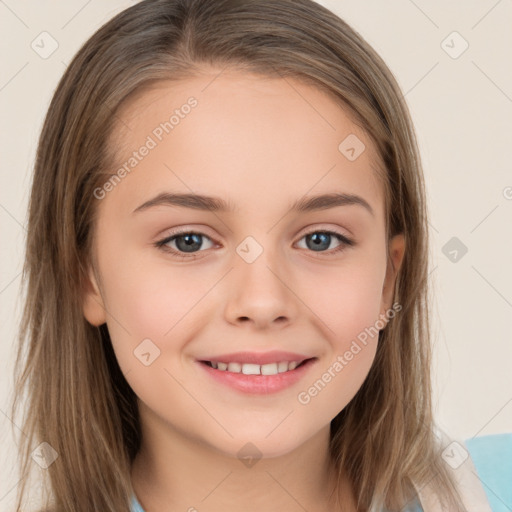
103, 70, 386, 219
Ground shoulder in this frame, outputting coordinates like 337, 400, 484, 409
409, 431, 511, 512
464, 432, 512, 512
131, 494, 145, 512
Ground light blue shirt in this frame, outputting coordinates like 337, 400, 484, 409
131, 495, 145, 512
130, 433, 512, 512
465, 433, 512, 512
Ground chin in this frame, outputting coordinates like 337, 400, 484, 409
211, 431, 305, 461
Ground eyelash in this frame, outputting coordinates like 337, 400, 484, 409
154, 228, 355, 260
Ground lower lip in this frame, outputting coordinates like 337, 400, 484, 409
196, 359, 317, 394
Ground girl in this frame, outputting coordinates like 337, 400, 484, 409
11, 0, 499, 511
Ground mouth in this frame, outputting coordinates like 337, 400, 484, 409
196, 356, 318, 394
199, 358, 315, 375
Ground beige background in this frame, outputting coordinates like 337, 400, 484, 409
1, 0, 511, 508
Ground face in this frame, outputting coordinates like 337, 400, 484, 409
83, 69, 405, 459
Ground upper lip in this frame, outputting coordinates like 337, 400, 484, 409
198, 351, 315, 365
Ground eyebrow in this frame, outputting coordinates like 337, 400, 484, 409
132, 191, 374, 216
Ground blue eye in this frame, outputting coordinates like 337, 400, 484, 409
296, 231, 354, 253
154, 230, 215, 259
154, 229, 354, 260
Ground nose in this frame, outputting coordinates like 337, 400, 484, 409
223, 249, 299, 330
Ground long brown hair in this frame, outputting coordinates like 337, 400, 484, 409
12, 0, 465, 510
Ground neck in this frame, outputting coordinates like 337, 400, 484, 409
130, 402, 354, 512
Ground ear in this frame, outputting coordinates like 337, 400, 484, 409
379, 233, 405, 320
82, 264, 107, 326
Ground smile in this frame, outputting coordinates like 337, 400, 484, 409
203, 360, 308, 375
197, 357, 317, 394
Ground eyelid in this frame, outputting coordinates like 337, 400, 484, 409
297, 223, 353, 240
159, 223, 353, 241
155, 224, 355, 257
159, 226, 214, 239
154, 227, 218, 250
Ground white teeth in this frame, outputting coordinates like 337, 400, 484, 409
227, 362, 242, 373
208, 360, 304, 374
242, 363, 261, 375
261, 363, 278, 375
277, 362, 289, 373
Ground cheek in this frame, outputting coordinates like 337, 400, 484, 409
296, 340, 377, 423
292, 255, 385, 413
294, 264, 385, 415
97, 247, 212, 368
302, 255, 386, 345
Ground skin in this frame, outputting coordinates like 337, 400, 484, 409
83, 68, 405, 512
